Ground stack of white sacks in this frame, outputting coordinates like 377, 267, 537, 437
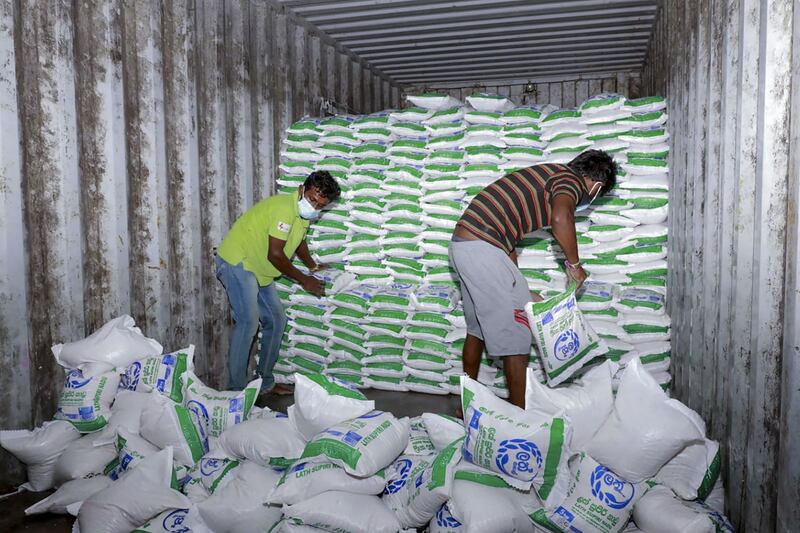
0, 316, 732, 532
275, 92, 671, 395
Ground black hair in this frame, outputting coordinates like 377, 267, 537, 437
568, 149, 619, 195
304, 170, 341, 202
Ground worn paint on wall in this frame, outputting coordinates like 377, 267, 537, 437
411, 72, 641, 108
0, 0, 399, 484
642, 1, 800, 531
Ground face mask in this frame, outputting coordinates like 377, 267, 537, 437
298, 194, 320, 220
575, 183, 602, 213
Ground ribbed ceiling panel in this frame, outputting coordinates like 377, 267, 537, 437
278, 0, 660, 85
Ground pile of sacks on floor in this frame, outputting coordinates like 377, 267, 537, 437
0, 315, 733, 532
274, 91, 671, 397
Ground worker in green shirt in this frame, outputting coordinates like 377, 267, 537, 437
216, 171, 341, 395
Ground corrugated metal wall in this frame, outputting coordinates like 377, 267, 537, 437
0, 0, 399, 483
641, 1, 799, 531
410, 71, 642, 108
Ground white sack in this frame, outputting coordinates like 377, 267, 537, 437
632, 484, 734, 533
52, 315, 162, 377
211, 414, 306, 468
182, 373, 261, 442
524, 361, 617, 451
0, 420, 81, 491
460, 375, 571, 500
25, 476, 112, 516
299, 410, 410, 477
140, 391, 207, 467
194, 461, 284, 533
54, 368, 121, 433
54, 430, 117, 484
288, 372, 375, 440
269, 461, 386, 505
421, 413, 465, 451
118, 345, 195, 403
77, 447, 190, 533
586, 359, 704, 482
283, 491, 401, 533
531, 452, 645, 533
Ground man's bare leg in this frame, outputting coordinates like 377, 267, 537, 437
462, 333, 484, 380
457, 334, 485, 418
503, 354, 529, 409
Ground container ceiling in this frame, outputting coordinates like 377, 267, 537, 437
278, 0, 661, 86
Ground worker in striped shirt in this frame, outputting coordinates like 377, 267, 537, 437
449, 149, 618, 407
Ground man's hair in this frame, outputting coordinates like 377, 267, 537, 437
304, 170, 341, 202
568, 149, 619, 195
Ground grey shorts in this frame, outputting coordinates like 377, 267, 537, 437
449, 239, 533, 356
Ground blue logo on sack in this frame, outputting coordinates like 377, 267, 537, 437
200, 458, 224, 476
228, 397, 244, 413
384, 458, 413, 494
553, 329, 580, 361
590, 465, 636, 510
187, 400, 210, 449
65, 369, 91, 389
162, 508, 190, 532
119, 362, 141, 390
496, 439, 542, 480
436, 504, 462, 528
359, 410, 383, 419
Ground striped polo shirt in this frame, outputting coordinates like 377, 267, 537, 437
455, 163, 586, 253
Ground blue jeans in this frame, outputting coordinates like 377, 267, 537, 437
215, 257, 287, 391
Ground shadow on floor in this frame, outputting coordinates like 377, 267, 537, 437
1, 389, 461, 532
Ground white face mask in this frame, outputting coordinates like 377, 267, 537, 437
298, 189, 320, 220
575, 182, 602, 213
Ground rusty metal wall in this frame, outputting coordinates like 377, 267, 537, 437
410, 71, 642, 108
0, 0, 399, 483
641, 1, 799, 531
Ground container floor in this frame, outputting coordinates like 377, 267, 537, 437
0, 389, 461, 532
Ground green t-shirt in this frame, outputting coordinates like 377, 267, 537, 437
217, 192, 309, 286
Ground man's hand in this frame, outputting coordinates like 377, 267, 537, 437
566, 263, 588, 288
301, 275, 325, 297
310, 262, 329, 272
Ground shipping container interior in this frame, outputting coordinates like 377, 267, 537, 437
0, 1, 798, 531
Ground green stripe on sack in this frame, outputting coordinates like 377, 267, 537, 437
70, 416, 108, 433
300, 438, 362, 470
170, 351, 189, 403
208, 459, 240, 493
405, 377, 444, 387
407, 352, 447, 365
368, 375, 404, 385
307, 373, 367, 400
295, 317, 330, 332
537, 417, 566, 501
269, 457, 297, 469
327, 360, 363, 373
368, 335, 406, 348
291, 356, 325, 374
530, 509, 564, 533
623, 324, 669, 334
697, 449, 722, 500
546, 341, 600, 379
407, 326, 449, 339
243, 385, 258, 418
454, 469, 511, 489
330, 307, 367, 320
639, 351, 670, 364
428, 437, 464, 490
617, 299, 663, 311
176, 405, 207, 462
